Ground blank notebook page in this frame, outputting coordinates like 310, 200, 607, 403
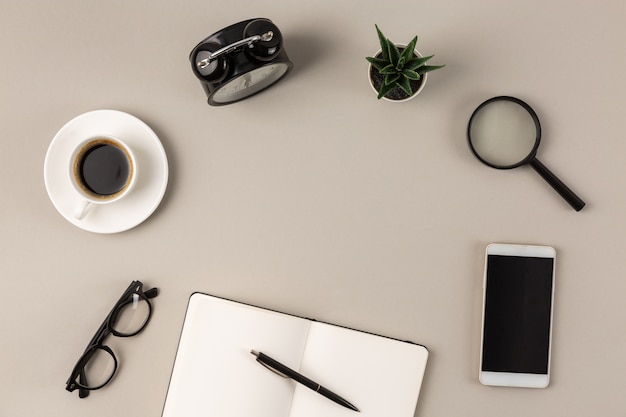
161, 295, 311, 417
288, 322, 428, 417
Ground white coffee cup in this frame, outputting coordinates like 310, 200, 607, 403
69, 135, 137, 220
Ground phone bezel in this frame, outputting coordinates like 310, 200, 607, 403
479, 243, 556, 388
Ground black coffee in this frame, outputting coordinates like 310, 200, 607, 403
78, 142, 131, 196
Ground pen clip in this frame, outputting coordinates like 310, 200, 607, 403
256, 358, 290, 378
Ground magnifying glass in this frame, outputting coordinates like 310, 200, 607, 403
467, 96, 585, 211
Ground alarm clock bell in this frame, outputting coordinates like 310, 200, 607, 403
190, 18, 293, 106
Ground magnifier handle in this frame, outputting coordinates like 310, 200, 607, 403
530, 158, 586, 211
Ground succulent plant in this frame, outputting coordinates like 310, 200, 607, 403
366, 25, 444, 99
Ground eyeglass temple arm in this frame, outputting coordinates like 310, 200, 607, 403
144, 287, 159, 299
78, 370, 90, 398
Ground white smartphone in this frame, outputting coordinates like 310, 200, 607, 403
479, 243, 556, 388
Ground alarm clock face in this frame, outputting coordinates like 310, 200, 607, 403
211, 62, 290, 104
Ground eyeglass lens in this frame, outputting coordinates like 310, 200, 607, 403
81, 346, 117, 389
111, 293, 152, 336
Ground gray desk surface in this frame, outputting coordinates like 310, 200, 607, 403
1, 1, 625, 415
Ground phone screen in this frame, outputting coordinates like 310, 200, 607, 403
481, 254, 554, 374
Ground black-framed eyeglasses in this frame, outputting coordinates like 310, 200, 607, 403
66, 280, 158, 398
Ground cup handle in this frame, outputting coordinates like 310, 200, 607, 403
73, 199, 94, 220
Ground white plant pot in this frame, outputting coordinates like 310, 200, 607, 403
368, 45, 428, 102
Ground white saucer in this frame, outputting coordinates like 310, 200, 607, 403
44, 110, 169, 233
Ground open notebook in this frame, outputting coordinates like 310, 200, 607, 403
161, 293, 428, 417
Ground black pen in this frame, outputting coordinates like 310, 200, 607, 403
251, 350, 360, 412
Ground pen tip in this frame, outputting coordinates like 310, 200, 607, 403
348, 403, 360, 412
250, 350, 259, 356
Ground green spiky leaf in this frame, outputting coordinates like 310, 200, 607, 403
406, 55, 434, 70
397, 77, 413, 96
379, 64, 396, 75
375, 25, 391, 62
402, 68, 420, 80
377, 80, 398, 99
387, 42, 400, 66
400, 36, 418, 63
417, 64, 446, 74
366, 56, 389, 71
384, 73, 401, 86
396, 55, 406, 70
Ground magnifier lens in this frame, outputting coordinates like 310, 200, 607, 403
469, 99, 539, 167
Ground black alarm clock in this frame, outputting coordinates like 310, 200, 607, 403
189, 18, 293, 106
